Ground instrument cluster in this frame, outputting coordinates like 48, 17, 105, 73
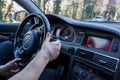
53, 25, 75, 42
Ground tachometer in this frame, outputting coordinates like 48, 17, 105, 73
60, 26, 75, 42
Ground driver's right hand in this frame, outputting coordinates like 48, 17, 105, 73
39, 32, 61, 62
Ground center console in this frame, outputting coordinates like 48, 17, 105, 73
71, 61, 113, 80
69, 30, 120, 80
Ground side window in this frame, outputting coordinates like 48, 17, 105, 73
0, 0, 25, 23
16, 11, 26, 22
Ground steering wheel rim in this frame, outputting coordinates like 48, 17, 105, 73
14, 13, 51, 67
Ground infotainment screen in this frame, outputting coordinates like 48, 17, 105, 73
85, 36, 111, 51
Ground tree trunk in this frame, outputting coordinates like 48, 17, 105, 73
41, 0, 48, 13
53, 0, 61, 14
72, 1, 79, 19
0, 1, 4, 21
37, 0, 41, 8
4, 0, 13, 22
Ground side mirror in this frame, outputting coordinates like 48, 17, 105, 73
13, 11, 28, 22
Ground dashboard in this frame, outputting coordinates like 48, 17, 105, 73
54, 25, 112, 51
52, 24, 119, 57
46, 14, 120, 80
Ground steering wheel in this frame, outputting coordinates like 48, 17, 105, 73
14, 13, 50, 67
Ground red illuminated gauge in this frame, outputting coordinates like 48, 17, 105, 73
60, 26, 75, 42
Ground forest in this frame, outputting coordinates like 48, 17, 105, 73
0, 0, 120, 22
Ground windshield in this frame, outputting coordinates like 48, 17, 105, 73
33, 0, 120, 22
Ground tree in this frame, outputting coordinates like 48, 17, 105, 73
4, 0, 13, 22
37, 0, 41, 8
0, 0, 5, 21
41, 0, 48, 13
53, 0, 61, 14
105, 0, 116, 21
71, 0, 79, 19
81, 0, 95, 20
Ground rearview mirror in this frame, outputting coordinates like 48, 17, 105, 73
13, 11, 28, 22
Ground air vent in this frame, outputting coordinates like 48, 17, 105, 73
92, 54, 118, 72
76, 49, 94, 59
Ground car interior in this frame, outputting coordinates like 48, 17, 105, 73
0, 0, 120, 80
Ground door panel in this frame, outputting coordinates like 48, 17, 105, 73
0, 23, 20, 41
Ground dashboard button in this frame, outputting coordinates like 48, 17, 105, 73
111, 40, 119, 53
73, 66, 79, 75
111, 44, 118, 53
90, 77, 97, 80
68, 47, 74, 54
76, 35, 83, 43
76, 32, 85, 43
81, 72, 87, 79
74, 69, 79, 75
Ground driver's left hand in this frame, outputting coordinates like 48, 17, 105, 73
0, 58, 21, 77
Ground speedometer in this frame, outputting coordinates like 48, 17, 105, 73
60, 26, 75, 42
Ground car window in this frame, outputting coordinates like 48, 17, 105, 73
0, 0, 24, 23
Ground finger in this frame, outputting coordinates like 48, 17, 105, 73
45, 32, 51, 41
51, 40, 61, 45
11, 58, 22, 63
14, 63, 18, 65
51, 40, 61, 49
9, 68, 20, 76
14, 63, 19, 67
10, 68, 20, 73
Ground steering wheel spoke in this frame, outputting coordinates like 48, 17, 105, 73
18, 46, 24, 55
14, 46, 24, 58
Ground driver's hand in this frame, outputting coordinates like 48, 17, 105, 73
40, 32, 61, 62
0, 58, 21, 77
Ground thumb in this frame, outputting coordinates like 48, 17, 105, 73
45, 32, 51, 41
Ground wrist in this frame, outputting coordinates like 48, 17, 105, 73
37, 49, 50, 63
